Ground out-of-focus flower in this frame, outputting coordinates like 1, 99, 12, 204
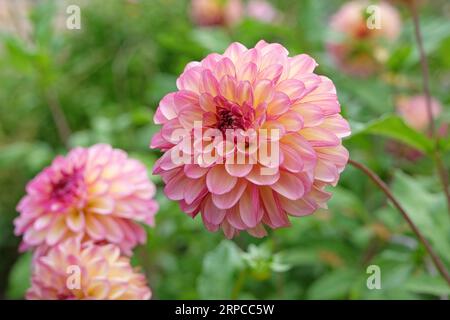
14, 144, 158, 255
26, 237, 151, 300
190, 0, 243, 27
151, 41, 350, 238
327, 1, 402, 76
246, 0, 279, 23
0, 0, 32, 37
386, 95, 444, 161
396, 95, 442, 132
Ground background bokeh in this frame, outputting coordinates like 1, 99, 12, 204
0, 0, 449, 299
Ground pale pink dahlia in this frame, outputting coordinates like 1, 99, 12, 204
327, 1, 401, 76
15, 144, 158, 255
330, 1, 401, 41
26, 237, 151, 300
151, 41, 351, 238
190, 0, 243, 27
396, 95, 442, 132
246, 0, 279, 23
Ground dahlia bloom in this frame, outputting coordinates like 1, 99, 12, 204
327, 1, 401, 76
190, 0, 243, 27
0, 0, 32, 37
396, 95, 442, 132
151, 41, 350, 238
246, 0, 278, 23
15, 144, 158, 255
386, 95, 444, 161
26, 237, 151, 300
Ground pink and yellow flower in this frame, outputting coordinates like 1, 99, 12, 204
14, 144, 158, 255
246, 0, 279, 24
396, 95, 442, 132
26, 237, 151, 300
327, 1, 401, 76
151, 41, 350, 238
190, 0, 243, 27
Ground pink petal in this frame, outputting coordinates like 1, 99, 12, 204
212, 179, 247, 209
292, 103, 324, 127
245, 166, 280, 185
278, 195, 316, 216
46, 216, 67, 246
288, 54, 318, 77
202, 196, 226, 225
235, 81, 254, 105
85, 214, 106, 240
253, 79, 275, 106
271, 172, 305, 200
225, 162, 253, 177
300, 127, 340, 147
239, 185, 263, 228
176, 66, 203, 92
213, 57, 236, 80
66, 210, 85, 233
184, 177, 207, 205
237, 62, 257, 83
260, 187, 290, 228
223, 42, 247, 64
276, 79, 306, 101
314, 160, 338, 184
206, 165, 238, 195
201, 69, 219, 96
267, 92, 291, 116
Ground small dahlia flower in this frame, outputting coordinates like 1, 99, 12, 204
190, 0, 243, 27
15, 144, 158, 255
386, 95, 444, 161
246, 0, 278, 23
26, 237, 151, 300
151, 41, 350, 238
327, 1, 401, 76
396, 95, 442, 132
0, 0, 32, 37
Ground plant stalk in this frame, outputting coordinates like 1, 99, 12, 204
348, 159, 450, 285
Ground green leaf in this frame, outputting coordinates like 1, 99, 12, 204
197, 240, 244, 299
191, 28, 231, 53
6, 253, 32, 299
307, 268, 358, 300
391, 171, 450, 262
351, 114, 434, 154
439, 137, 450, 153
405, 274, 450, 296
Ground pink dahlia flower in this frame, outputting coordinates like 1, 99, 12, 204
246, 0, 278, 24
151, 41, 351, 238
330, 1, 401, 41
190, 0, 243, 27
396, 95, 442, 132
26, 237, 151, 300
327, 1, 401, 76
14, 144, 158, 255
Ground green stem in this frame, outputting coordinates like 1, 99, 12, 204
409, 1, 450, 214
231, 269, 246, 300
349, 159, 450, 285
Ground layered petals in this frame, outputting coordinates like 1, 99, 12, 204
14, 144, 159, 255
26, 238, 151, 300
151, 41, 350, 238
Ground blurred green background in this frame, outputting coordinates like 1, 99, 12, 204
0, 0, 449, 299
